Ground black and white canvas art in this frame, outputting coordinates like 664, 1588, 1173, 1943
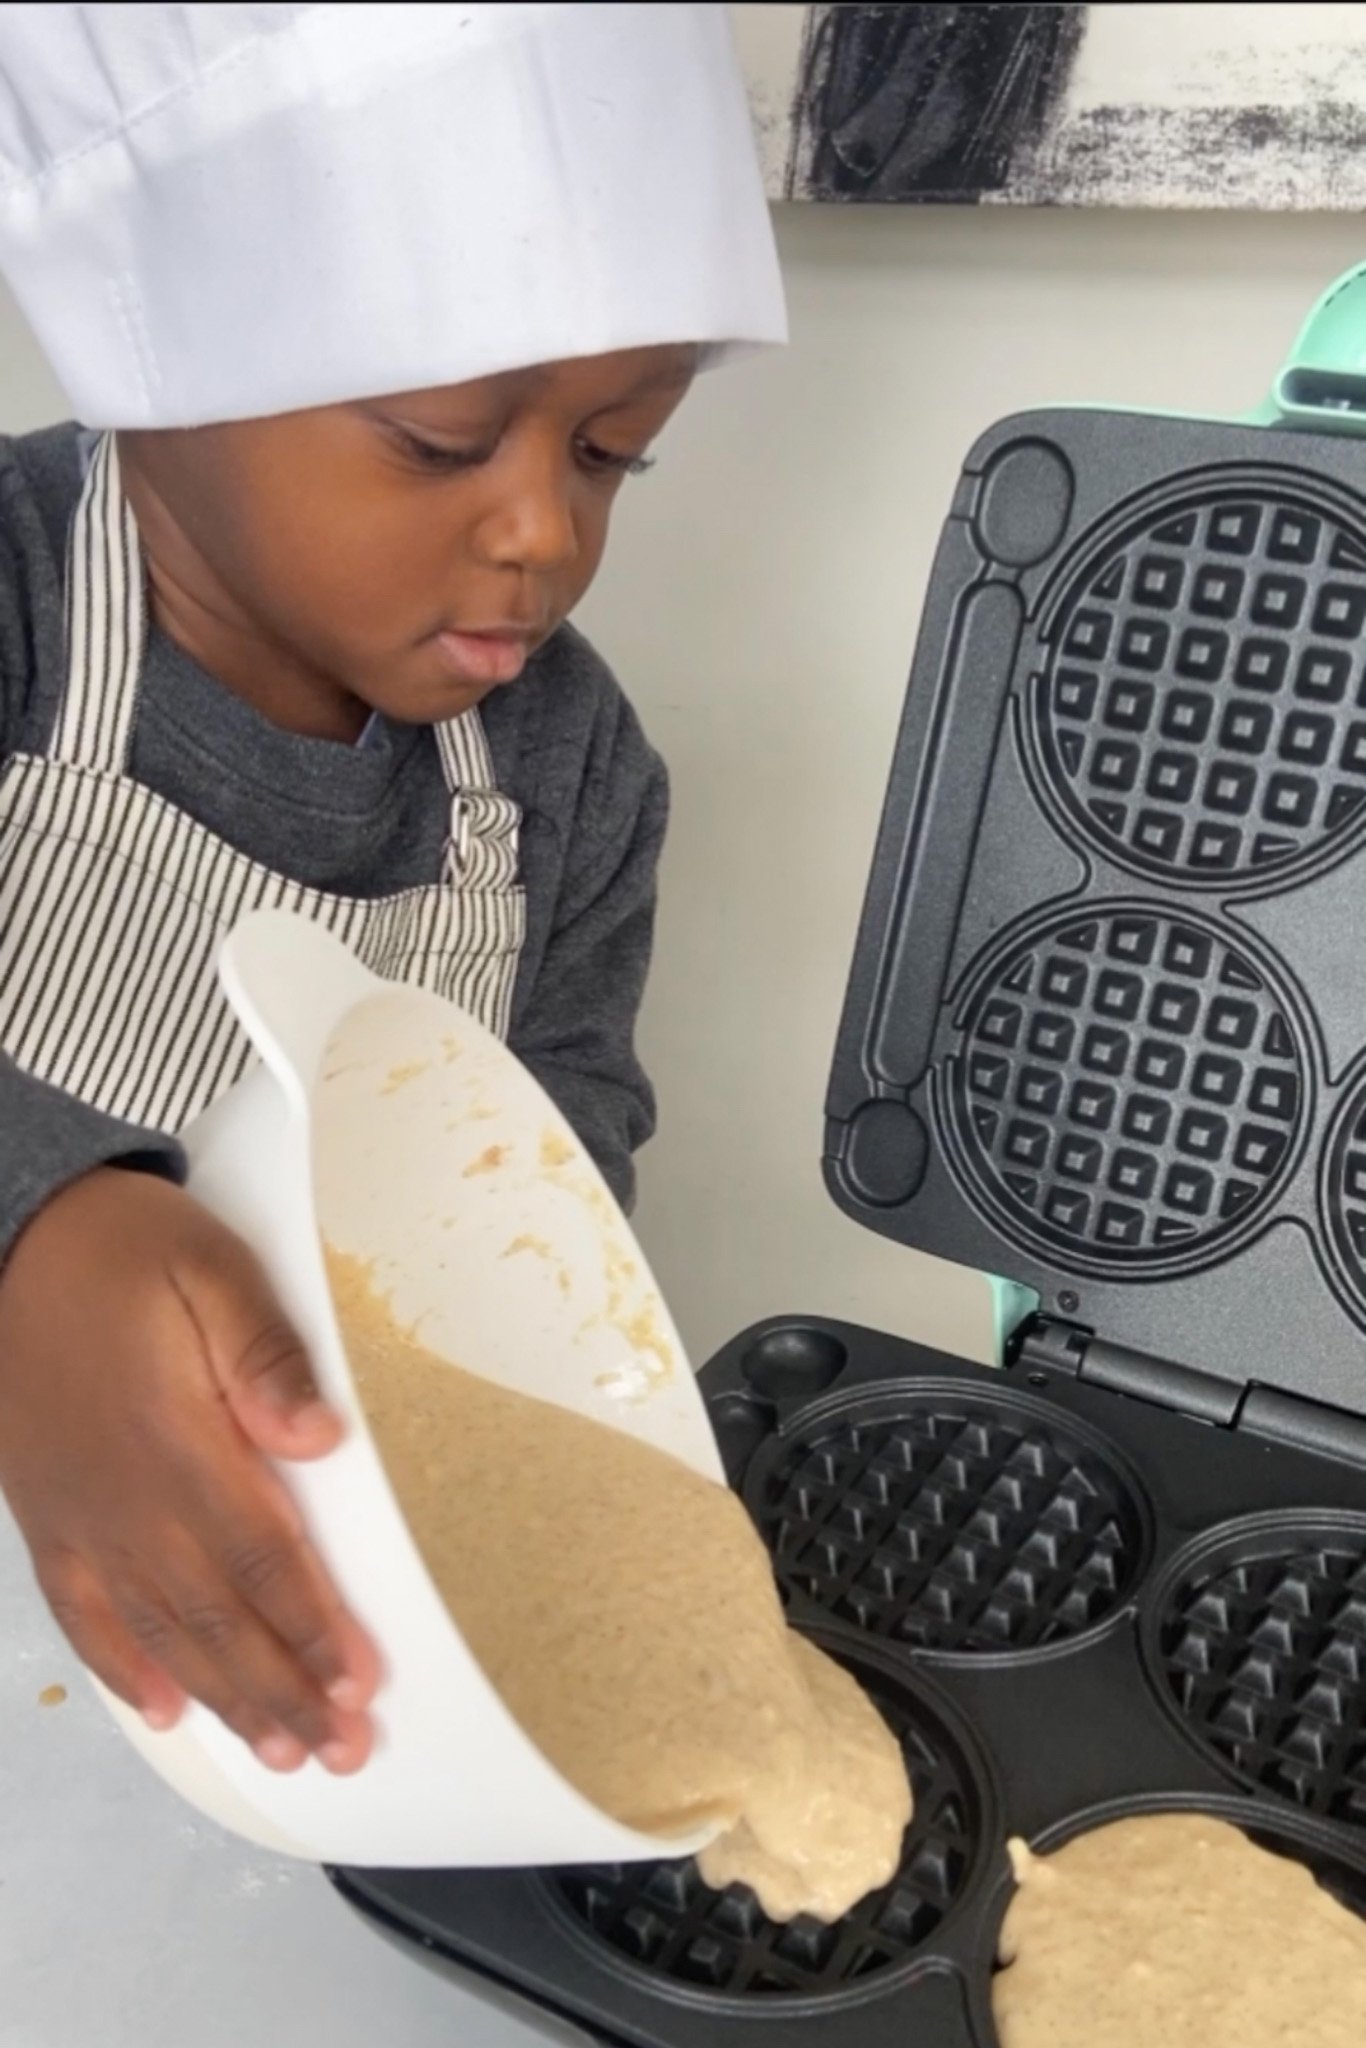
734, 3, 1366, 207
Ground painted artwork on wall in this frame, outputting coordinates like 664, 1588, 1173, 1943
733, 3, 1366, 207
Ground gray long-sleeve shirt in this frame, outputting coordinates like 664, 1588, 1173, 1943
0, 423, 668, 1257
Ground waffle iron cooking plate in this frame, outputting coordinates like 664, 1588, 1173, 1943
330, 271, 1366, 2044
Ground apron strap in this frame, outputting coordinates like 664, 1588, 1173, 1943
54, 432, 145, 774
433, 708, 521, 888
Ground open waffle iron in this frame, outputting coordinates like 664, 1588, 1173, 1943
329, 270, 1366, 2042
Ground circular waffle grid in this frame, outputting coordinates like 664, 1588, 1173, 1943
1157, 1541, 1366, 1830
950, 906, 1305, 1268
1326, 1071, 1366, 1317
552, 1671, 975, 1998
1033, 492, 1366, 884
751, 1400, 1143, 1653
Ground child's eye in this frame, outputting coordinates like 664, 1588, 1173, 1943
388, 421, 654, 479
575, 437, 656, 479
397, 429, 486, 473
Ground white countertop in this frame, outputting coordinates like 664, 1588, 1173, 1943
0, 1507, 573, 2048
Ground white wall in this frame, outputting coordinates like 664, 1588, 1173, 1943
0, 290, 62, 429
3, 205, 1365, 1369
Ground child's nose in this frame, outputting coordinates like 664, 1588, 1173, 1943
473, 454, 579, 577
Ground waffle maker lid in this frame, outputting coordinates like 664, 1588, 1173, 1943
824, 264, 1366, 1436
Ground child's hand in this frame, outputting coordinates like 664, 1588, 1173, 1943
0, 1167, 379, 1772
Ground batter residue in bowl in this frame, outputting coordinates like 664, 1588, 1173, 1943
327, 1250, 911, 1923
995, 1812, 1366, 2047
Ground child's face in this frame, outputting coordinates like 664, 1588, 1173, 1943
119, 344, 696, 733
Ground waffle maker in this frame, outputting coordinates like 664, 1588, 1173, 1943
329, 268, 1366, 2042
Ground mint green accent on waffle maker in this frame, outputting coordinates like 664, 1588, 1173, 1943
1266, 263, 1366, 433
986, 1274, 1039, 1361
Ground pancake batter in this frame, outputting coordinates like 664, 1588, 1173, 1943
995, 1812, 1366, 2047
327, 1251, 912, 1922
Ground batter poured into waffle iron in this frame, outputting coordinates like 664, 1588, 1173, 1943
327, 1250, 912, 1923
995, 1813, 1366, 2047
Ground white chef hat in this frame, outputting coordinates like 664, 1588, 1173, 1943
0, 2, 786, 428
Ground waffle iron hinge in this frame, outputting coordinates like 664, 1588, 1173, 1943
1012, 1316, 1366, 1467
1235, 1386, 1366, 1471
1011, 1315, 1238, 1421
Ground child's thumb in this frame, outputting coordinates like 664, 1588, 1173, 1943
191, 1236, 344, 1460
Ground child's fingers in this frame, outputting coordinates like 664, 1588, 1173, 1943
107, 1558, 333, 1766
221, 1519, 382, 1714
34, 1551, 186, 1731
3, 1173, 377, 1770
323, 1608, 384, 1714
184, 1443, 381, 1715
172, 1235, 383, 1717
180, 1233, 344, 1460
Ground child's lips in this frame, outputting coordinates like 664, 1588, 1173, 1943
431, 627, 532, 687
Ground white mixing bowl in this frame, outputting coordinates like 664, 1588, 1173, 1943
91, 908, 725, 1868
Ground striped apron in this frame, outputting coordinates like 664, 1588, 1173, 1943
0, 433, 526, 1134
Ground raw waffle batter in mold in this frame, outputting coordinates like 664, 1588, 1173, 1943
554, 1665, 978, 1998
1032, 486, 1366, 886
750, 1398, 1143, 1652
950, 904, 1306, 1268
1155, 1535, 1366, 1829
994, 1813, 1366, 2048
